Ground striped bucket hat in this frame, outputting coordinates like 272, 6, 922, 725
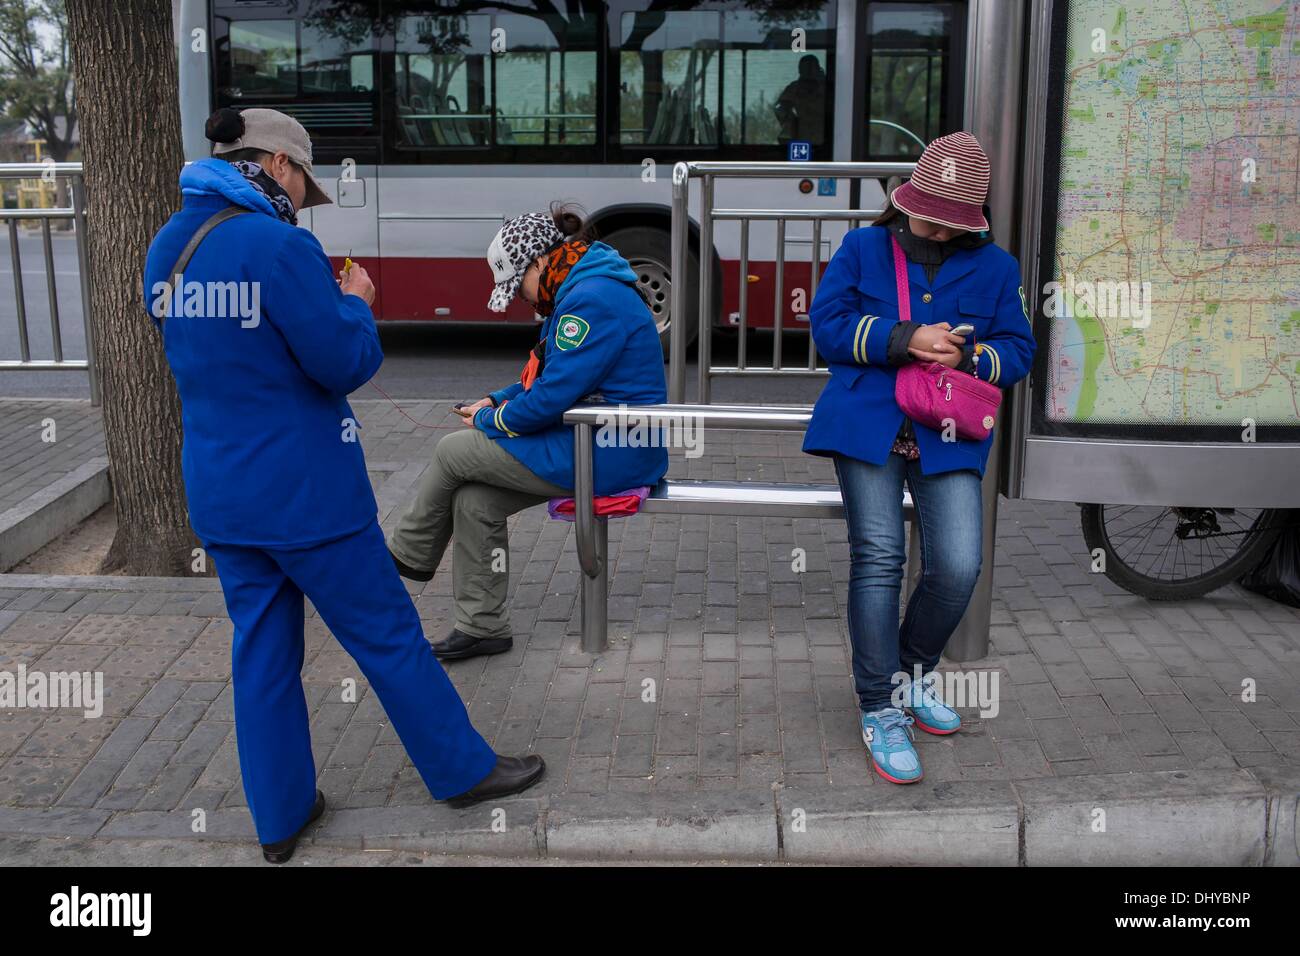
890, 131, 990, 232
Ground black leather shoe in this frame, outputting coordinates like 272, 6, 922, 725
261, 789, 325, 864
446, 755, 546, 808
390, 548, 433, 582
432, 628, 513, 661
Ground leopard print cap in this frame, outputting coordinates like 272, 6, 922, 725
487, 212, 565, 312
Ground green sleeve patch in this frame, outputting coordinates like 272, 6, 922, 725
555, 314, 591, 350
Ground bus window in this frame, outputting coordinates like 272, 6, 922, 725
864, 2, 960, 158
214, 1, 378, 138
495, 16, 597, 146
393, 15, 494, 148
390, 8, 598, 158
225, 20, 297, 96
617, 1, 834, 157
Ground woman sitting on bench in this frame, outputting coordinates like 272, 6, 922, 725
387, 204, 668, 661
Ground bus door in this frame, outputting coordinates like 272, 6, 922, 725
211, 1, 384, 313
853, 1, 967, 208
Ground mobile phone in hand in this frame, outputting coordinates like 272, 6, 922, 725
950, 323, 975, 337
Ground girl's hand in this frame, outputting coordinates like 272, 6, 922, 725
908, 345, 964, 368
907, 322, 965, 367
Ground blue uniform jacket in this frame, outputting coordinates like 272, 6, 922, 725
474, 242, 669, 494
803, 224, 1036, 476
142, 158, 381, 547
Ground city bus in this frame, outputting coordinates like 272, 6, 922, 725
163, 0, 1300, 599
176, 0, 967, 349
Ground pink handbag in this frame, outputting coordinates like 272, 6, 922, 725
890, 237, 1002, 441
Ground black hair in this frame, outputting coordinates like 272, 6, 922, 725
550, 201, 593, 241
205, 107, 270, 164
872, 175, 905, 226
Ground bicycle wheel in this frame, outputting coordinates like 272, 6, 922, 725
1079, 504, 1283, 601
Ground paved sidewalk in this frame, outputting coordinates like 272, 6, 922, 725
1, 399, 1298, 864
0, 399, 104, 516
0, 399, 108, 572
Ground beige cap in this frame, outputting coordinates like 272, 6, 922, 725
211, 108, 332, 209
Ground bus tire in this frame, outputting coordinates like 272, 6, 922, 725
601, 226, 707, 360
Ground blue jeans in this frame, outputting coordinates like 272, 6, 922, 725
833, 453, 983, 713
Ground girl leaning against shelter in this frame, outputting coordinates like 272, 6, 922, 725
803, 131, 1037, 784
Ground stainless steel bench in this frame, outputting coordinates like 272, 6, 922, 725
563, 403, 915, 652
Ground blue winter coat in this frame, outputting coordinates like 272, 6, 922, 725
142, 158, 381, 547
803, 224, 1036, 475
473, 242, 669, 494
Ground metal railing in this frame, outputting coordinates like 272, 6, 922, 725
566, 402, 819, 652
563, 402, 929, 653
667, 160, 916, 404
0, 162, 98, 403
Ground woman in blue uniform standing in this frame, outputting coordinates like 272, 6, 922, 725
803, 132, 1036, 784
144, 108, 546, 863
388, 205, 668, 660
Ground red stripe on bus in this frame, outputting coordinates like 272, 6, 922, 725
333, 256, 828, 329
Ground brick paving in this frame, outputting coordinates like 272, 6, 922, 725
0, 398, 1298, 858
0, 399, 104, 515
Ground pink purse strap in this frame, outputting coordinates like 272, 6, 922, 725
891, 236, 979, 350
891, 236, 911, 323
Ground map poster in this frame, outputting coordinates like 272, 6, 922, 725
1033, 0, 1300, 441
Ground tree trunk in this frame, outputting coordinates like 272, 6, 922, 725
65, 0, 200, 576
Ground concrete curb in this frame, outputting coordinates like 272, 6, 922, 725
0, 456, 110, 572
1013, 770, 1268, 866
777, 782, 1021, 865
0, 572, 222, 591
1245, 764, 1300, 867
544, 790, 778, 862
312, 802, 543, 858
0, 774, 1290, 864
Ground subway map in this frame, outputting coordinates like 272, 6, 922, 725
1046, 0, 1300, 427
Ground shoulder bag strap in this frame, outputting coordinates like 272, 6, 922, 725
154, 205, 251, 324
890, 235, 911, 323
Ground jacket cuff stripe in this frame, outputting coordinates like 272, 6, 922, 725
494, 405, 519, 437
853, 315, 870, 364
985, 344, 1001, 385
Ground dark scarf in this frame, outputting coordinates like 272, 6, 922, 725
889, 214, 994, 282
230, 160, 298, 225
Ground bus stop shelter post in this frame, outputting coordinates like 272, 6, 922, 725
573, 420, 608, 653
945, 0, 1027, 662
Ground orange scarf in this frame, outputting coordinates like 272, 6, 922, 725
519, 239, 591, 389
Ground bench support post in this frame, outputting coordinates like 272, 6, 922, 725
580, 519, 608, 654
573, 421, 609, 653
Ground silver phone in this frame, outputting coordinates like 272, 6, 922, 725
949, 323, 975, 337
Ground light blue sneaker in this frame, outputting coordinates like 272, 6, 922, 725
860, 707, 923, 784
903, 679, 962, 735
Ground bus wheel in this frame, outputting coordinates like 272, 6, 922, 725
602, 226, 700, 360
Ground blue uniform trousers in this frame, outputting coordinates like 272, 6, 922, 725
206, 520, 497, 843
